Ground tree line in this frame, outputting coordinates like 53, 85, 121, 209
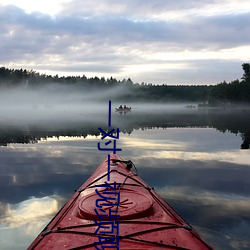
0, 63, 249, 104
208, 63, 250, 105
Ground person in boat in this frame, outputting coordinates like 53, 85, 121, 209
124, 105, 127, 109
119, 105, 123, 109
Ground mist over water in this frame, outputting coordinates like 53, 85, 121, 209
0, 85, 106, 121
0, 84, 198, 125
1, 84, 250, 149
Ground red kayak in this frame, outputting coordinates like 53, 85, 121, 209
28, 154, 213, 249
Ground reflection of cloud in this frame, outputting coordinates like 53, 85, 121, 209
43, 134, 102, 142
120, 135, 250, 166
157, 185, 250, 249
120, 133, 187, 150
157, 186, 250, 216
0, 196, 62, 249
154, 150, 250, 166
0, 202, 7, 218
118, 128, 249, 166
122, 139, 185, 150
0, 196, 59, 231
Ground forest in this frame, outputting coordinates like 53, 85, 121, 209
0, 63, 249, 104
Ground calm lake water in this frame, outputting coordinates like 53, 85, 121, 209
0, 104, 250, 249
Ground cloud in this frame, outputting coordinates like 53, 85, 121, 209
186, 13, 250, 49
58, 0, 238, 19
0, 1, 250, 84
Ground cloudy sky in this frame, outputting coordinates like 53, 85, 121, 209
0, 0, 250, 85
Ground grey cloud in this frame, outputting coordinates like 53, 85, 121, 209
0, 2, 249, 84
1, 4, 249, 50
59, 0, 215, 18
132, 59, 244, 85
41, 64, 121, 74
185, 13, 250, 49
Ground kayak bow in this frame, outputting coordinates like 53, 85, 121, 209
28, 154, 213, 249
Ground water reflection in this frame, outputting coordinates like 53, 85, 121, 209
0, 107, 250, 149
0, 196, 62, 250
1, 196, 59, 228
0, 109, 250, 249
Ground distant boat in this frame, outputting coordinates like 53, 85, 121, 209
115, 106, 132, 113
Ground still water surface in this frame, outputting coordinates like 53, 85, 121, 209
0, 106, 250, 249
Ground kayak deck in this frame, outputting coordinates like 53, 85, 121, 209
28, 154, 213, 249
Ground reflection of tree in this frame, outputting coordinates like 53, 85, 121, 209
241, 133, 250, 149
202, 109, 250, 149
0, 131, 38, 146
0, 109, 250, 149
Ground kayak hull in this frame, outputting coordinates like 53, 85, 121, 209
28, 154, 213, 249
